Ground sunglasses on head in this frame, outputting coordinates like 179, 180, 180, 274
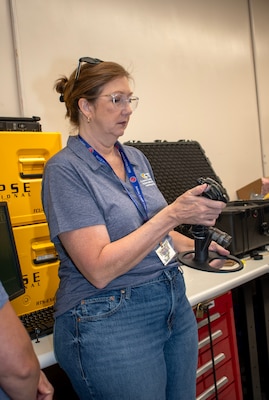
74, 56, 103, 81
59, 57, 103, 102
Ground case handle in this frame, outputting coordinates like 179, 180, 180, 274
32, 240, 58, 265
19, 156, 45, 179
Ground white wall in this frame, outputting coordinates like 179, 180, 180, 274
1, 0, 268, 199
0, 0, 20, 114
250, 0, 269, 177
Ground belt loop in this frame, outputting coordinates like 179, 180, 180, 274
163, 270, 171, 281
163, 269, 173, 281
163, 267, 180, 281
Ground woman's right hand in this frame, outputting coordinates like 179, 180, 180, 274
170, 183, 226, 227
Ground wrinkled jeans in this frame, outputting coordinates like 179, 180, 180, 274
54, 268, 198, 399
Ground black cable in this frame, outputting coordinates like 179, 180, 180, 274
204, 305, 219, 400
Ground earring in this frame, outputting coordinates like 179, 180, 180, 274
87, 116, 92, 123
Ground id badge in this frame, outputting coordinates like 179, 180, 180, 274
156, 239, 176, 266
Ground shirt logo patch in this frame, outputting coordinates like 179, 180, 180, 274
140, 172, 155, 187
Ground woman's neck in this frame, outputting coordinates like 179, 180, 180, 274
79, 132, 117, 158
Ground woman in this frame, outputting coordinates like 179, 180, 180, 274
42, 57, 228, 400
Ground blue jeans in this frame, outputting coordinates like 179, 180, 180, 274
54, 268, 198, 399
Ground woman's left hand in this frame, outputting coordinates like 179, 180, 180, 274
208, 241, 230, 269
208, 241, 230, 256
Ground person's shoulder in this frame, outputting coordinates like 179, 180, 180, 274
46, 135, 78, 165
122, 143, 148, 161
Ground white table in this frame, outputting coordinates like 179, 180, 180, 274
33, 253, 269, 369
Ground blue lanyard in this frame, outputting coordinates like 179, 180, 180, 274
78, 135, 149, 222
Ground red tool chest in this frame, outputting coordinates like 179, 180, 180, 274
195, 291, 243, 400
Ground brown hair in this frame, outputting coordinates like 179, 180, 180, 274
54, 60, 131, 127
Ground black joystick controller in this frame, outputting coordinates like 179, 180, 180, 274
177, 177, 244, 273
197, 177, 229, 203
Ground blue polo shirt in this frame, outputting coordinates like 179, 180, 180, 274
0, 281, 9, 309
42, 136, 179, 317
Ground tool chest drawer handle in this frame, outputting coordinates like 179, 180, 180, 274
196, 352, 225, 378
198, 329, 222, 350
197, 312, 221, 329
196, 376, 229, 400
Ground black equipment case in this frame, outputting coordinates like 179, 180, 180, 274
217, 200, 269, 256
0, 116, 42, 132
125, 140, 269, 256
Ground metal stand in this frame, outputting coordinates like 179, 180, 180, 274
178, 225, 244, 273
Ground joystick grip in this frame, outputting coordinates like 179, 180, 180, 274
198, 177, 229, 203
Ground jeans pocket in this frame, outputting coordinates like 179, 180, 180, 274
76, 289, 126, 321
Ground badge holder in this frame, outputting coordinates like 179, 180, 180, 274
177, 177, 244, 273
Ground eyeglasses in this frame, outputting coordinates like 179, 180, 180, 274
75, 56, 103, 81
99, 93, 139, 111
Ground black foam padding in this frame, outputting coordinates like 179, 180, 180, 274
125, 140, 224, 204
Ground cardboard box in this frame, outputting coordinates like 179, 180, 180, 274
236, 178, 269, 200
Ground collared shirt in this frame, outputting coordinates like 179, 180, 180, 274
0, 281, 9, 309
42, 135, 178, 317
